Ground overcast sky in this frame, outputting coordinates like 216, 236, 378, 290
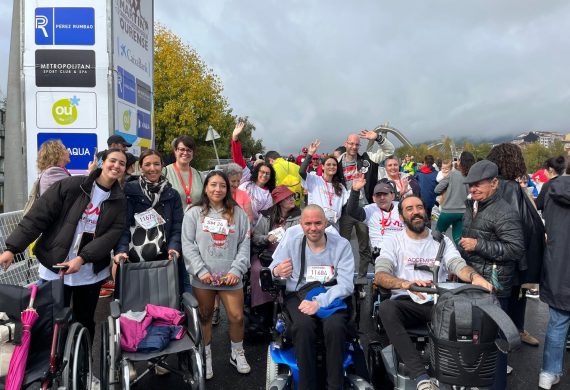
2, 1, 570, 154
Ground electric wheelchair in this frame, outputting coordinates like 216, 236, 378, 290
259, 267, 373, 390
99, 257, 205, 389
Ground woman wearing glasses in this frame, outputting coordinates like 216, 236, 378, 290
163, 135, 205, 211
299, 139, 348, 229
231, 122, 276, 225
163, 135, 204, 294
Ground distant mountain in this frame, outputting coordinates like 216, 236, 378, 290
418, 133, 517, 147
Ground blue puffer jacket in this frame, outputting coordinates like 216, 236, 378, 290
416, 165, 438, 212
115, 179, 184, 255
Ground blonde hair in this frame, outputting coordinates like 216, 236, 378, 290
37, 140, 68, 171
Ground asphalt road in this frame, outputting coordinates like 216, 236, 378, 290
93, 286, 569, 390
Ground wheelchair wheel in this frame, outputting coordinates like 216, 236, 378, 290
189, 348, 206, 390
367, 341, 393, 390
62, 323, 93, 390
100, 321, 109, 389
265, 345, 290, 390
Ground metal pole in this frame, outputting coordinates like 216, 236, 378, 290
211, 139, 220, 165
5, 0, 26, 211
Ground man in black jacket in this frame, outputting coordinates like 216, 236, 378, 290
459, 160, 524, 390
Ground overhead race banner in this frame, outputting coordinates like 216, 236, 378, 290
112, 0, 154, 157
23, 1, 109, 190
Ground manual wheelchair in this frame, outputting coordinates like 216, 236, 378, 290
259, 267, 373, 390
99, 257, 205, 389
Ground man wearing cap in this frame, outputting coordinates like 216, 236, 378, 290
270, 205, 354, 390
295, 147, 309, 166
337, 130, 395, 289
345, 173, 404, 256
89, 135, 133, 171
459, 159, 524, 390
375, 195, 493, 390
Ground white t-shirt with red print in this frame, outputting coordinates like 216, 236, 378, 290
39, 183, 111, 286
303, 174, 348, 224
362, 202, 404, 249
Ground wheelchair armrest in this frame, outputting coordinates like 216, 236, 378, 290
260, 267, 275, 292
182, 292, 199, 309
110, 300, 122, 320
55, 307, 72, 324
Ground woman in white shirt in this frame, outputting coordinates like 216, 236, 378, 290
299, 140, 348, 229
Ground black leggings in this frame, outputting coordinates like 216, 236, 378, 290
63, 280, 105, 342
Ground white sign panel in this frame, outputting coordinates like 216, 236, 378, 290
36, 91, 97, 129
112, 0, 154, 150
23, 0, 110, 188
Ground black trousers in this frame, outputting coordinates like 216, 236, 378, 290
378, 298, 433, 379
284, 295, 348, 390
63, 280, 105, 342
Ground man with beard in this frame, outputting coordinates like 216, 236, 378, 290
375, 195, 493, 390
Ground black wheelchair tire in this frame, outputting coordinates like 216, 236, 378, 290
100, 321, 109, 390
367, 341, 393, 390
62, 323, 92, 390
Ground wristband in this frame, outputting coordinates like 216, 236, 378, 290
468, 271, 478, 282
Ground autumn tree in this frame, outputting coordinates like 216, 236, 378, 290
153, 25, 263, 169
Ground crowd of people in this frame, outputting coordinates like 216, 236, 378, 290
0, 126, 569, 390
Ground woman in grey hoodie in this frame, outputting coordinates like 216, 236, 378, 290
182, 171, 251, 379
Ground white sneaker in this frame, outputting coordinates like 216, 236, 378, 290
205, 347, 213, 379
91, 376, 101, 390
416, 379, 433, 390
539, 371, 561, 389
230, 348, 251, 374
506, 365, 513, 375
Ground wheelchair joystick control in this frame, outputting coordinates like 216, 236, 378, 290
276, 318, 285, 334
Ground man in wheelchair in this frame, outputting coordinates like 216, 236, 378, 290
269, 204, 355, 390
374, 195, 493, 390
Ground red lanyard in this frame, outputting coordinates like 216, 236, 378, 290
173, 164, 193, 205
323, 177, 333, 207
380, 208, 392, 235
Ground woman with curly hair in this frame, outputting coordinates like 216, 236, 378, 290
487, 143, 545, 351
434, 151, 475, 245
36, 139, 71, 195
182, 171, 251, 379
230, 122, 276, 225
299, 139, 348, 229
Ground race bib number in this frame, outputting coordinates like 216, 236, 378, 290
203, 217, 229, 235
268, 227, 286, 242
306, 265, 335, 283
324, 208, 338, 224
134, 208, 166, 230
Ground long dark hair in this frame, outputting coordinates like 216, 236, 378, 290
196, 171, 237, 223
139, 149, 164, 166
322, 157, 346, 197
268, 203, 300, 228
486, 143, 527, 180
458, 151, 475, 176
544, 155, 566, 176
250, 162, 276, 191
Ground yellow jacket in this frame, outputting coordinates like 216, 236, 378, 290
272, 157, 303, 207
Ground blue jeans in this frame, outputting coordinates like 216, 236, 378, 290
542, 306, 570, 375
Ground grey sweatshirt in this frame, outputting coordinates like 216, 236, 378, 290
182, 205, 250, 290
434, 169, 468, 214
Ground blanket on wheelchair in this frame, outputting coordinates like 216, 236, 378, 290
120, 304, 185, 353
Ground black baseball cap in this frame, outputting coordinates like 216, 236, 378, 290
107, 134, 132, 147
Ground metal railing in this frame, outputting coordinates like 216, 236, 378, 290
0, 210, 38, 286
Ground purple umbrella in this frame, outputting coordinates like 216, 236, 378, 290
5, 284, 39, 390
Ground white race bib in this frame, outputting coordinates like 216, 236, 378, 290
203, 217, 229, 235
134, 208, 166, 230
268, 227, 286, 242
324, 208, 338, 224
306, 265, 335, 283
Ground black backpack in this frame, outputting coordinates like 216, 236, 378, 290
429, 285, 521, 386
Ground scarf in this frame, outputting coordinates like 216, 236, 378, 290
139, 175, 170, 207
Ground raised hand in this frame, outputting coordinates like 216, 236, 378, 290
359, 129, 378, 141
232, 121, 246, 141
351, 172, 366, 191
308, 139, 320, 155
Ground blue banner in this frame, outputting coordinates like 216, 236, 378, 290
35, 7, 95, 45
38, 133, 97, 170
